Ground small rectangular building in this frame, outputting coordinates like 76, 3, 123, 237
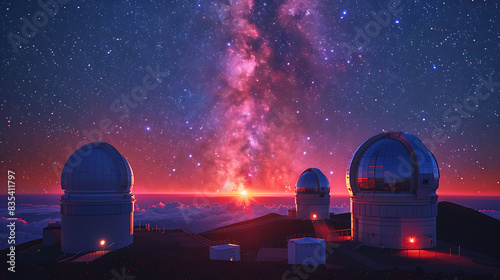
209, 244, 240, 261
43, 221, 61, 246
288, 237, 326, 266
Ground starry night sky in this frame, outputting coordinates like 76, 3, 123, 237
1, 0, 499, 195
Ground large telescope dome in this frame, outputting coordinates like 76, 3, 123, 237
61, 142, 133, 193
347, 131, 440, 249
59, 142, 135, 254
347, 131, 439, 199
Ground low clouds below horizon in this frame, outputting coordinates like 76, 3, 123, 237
0, 202, 349, 250
2, 202, 499, 250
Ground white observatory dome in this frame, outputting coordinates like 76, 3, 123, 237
295, 168, 331, 220
61, 142, 133, 193
346, 131, 440, 249
346, 131, 439, 199
296, 168, 330, 197
60, 142, 135, 254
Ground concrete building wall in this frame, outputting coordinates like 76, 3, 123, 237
209, 245, 240, 261
60, 194, 134, 254
288, 239, 326, 265
351, 195, 437, 249
295, 193, 330, 220
43, 228, 61, 246
61, 211, 133, 253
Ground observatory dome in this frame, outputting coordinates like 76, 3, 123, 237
294, 168, 330, 220
296, 168, 330, 196
59, 142, 135, 254
347, 131, 439, 198
346, 131, 440, 249
61, 142, 133, 192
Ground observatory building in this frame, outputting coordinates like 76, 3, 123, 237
288, 237, 326, 266
346, 131, 439, 249
295, 168, 330, 220
60, 142, 135, 254
209, 244, 241, 261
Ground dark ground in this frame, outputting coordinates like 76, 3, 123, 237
201, 217, 315, 251
437, 201, 500, 260
2, 202, 500, 279
3, 231, 498, 280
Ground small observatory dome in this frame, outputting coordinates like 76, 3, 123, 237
60, 142, 135, 254
61, 142, 133, 192
295, 168, 330, 220
296, 168, 330, 196
347, 131, 439, 249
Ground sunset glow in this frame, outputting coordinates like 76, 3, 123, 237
234, 189, 258, 205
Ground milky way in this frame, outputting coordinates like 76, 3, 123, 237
202, 0, 315, 193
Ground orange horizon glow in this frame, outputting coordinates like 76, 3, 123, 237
23, 190, 500, 197
29, 181, 500, 196
233, 189, 258, 205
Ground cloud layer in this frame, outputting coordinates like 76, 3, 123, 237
5, 202, 498, 251
2, 202, 328, 249
0, 216, 60, 250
